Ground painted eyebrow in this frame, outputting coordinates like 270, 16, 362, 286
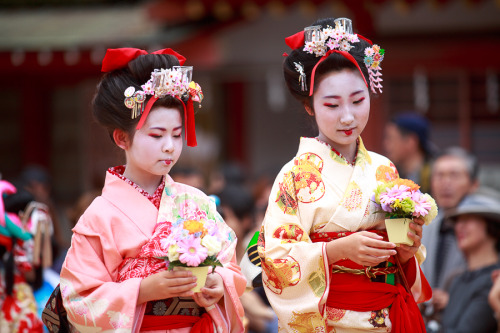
323, 90, 365, 99
149, 126, 183, 131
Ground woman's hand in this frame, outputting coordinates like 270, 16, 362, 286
327, 231, 397, 266
396, 217, 424, 264
137, 270, 198, 305
193, 272, 224, 308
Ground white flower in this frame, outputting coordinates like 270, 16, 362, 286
201, 235, 222, 256
422, 193, 438, 225
167, 244, 180, 261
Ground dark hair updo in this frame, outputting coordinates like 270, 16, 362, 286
92, 54, 185, 143
283, 17, 371, 107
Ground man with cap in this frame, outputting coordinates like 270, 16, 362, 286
436, 193, 500, 332
383, 112, 435, 194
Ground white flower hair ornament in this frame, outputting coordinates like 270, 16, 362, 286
285, 17, 385, 95
123, 66, 204, 147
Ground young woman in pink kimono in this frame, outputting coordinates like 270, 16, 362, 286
58, 49, 245, 333
258, 18, 432, 332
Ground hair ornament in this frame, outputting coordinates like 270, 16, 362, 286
303, 18, 360, 57
364, 44, 385, 93
123, 66, 204, 118
124, 87, 147, 119
294, 62, 308, 92
189, 81, 204, 106
123, 65, 202, 147
293, 17, 385, 95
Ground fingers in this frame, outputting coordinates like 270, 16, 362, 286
413, 217, 425, 226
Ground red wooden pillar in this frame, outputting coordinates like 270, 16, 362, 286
21, 79, 52, 167
223, 81, 246, 163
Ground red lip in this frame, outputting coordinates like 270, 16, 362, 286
164, 160, 172, 165
343, 129, 353, 136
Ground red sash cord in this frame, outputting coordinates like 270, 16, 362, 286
141, 313, 214, 333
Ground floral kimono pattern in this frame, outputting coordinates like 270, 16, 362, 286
259, 137, 430, 332
60, 170, 245, 332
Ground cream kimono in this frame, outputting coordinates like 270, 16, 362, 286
60, 170, 246, 333
259, 137, 429, 332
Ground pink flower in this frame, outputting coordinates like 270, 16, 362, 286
177, 236, 208, 266
379, 185, 411, 204
411, 192, 432, 217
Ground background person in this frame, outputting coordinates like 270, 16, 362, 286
438, 194, 500, 333
383, 112, 436, 194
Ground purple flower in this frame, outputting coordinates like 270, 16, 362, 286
177, 236, 208, 266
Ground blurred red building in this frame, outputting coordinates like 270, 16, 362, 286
1, 0, 499, 206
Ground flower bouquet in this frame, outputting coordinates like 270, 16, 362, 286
157, 218, 225, 291
373, 178, 438, 245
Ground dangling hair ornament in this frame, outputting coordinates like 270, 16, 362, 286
294, 62, 307, 92
124, 87, 146, 119
364, 44, 384, 93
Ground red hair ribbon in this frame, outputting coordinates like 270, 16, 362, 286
309, 49, 368, 96
285, 30, 305, 50
136, 95, 197, 147
101, 48, 186, 72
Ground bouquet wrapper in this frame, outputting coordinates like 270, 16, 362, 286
385, 218, 414, 246
174, 266, 209, 292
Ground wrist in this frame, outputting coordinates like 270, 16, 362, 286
326, 238, 346, 264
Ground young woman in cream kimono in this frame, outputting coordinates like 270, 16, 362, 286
258, 18, 431, 333
58, 49, 245, 333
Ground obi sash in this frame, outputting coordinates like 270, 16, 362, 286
310, 230, 426, 333
141, 313, 214, 332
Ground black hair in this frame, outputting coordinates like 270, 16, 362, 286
92, 53, 185, 143
485, 217, 500, 252
283, 17, 371, 109
218, 184, 254, 221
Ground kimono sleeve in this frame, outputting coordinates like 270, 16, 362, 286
60, 230, 142, 332
259, 164, 330, 331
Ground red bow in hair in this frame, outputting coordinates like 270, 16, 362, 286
101, 48, 186, 72
285, 31, 305, 50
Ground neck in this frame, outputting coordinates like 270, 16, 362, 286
123, 167, 162, 196
465, 242, 499, 271
317, 136, 357, 163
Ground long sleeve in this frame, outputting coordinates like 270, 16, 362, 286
259, 160, 331, 332
60, 231, 143, 332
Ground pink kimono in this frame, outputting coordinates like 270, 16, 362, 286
60, 168, 246, 332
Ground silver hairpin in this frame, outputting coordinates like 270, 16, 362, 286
294, 62, 307, 92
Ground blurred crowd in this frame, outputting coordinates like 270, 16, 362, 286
2, 111, 500, 332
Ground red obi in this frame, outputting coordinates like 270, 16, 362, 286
310, 230, 426, 333
141, 313, 214, 332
